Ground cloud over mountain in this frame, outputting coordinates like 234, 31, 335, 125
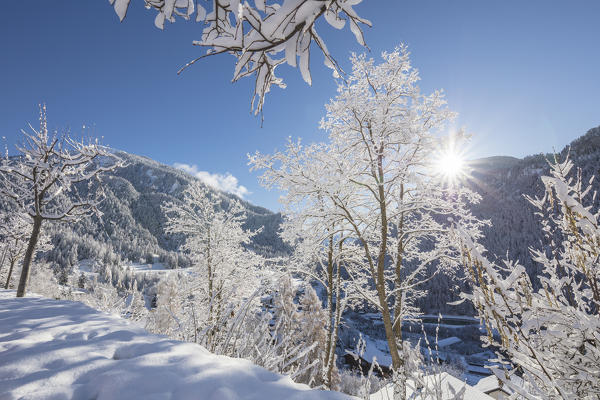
174, 163, 250, 198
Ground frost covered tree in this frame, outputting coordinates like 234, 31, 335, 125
109, 0, 370, 115
162, 181, 264, 350
0, 106, 122, 297
251, 46, 484, 399
264, 274, 335, 388
250, 139, 358, 390
297, 283, 340, 389
0, 211, 31, 289
284, 212, 356, 389
458, 156, 600, 399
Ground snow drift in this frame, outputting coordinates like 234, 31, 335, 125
0, 290, 352, 400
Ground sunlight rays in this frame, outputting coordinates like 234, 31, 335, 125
433, 134, 470, 186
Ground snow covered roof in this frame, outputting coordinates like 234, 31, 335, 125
436, 336, 462, 348
473, 375, 502, 393
0, 290, 353, 400
369, 372, 494, 400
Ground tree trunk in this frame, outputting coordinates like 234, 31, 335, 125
5, 259, 15, 290
375, 149, 405, 400
327, 266, 343, 390
379, 284, 402, 370
393, 187, 405, 340
393, 242, 404, 341
323, 233, 335, 388
0, 245, 7, 278
16, 216, 42, 298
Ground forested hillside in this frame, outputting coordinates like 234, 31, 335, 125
32, 152, 288, 277
416, 126, 600, 314
470, 126, 600, 280
8, 127, 599, 315
35, 126, 600, 313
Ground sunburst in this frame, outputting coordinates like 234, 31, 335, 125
433, 138, 469, 185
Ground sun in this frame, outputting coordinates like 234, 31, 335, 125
438, 152, 464, 177
434, 148, 467, 184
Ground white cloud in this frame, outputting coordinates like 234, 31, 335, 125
174, 163, 250, 199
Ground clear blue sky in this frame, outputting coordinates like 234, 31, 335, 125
1, 1, 599, 211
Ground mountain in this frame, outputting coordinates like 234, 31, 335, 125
415, 126, 600, 314
42, 151, 288, 273
468, 126, 600, 281
5, 127, 600, 312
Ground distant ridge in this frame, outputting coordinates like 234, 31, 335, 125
417, 125, 600, 313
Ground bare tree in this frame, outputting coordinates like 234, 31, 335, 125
250, 138, 358, 390
251, 47, 485, 399
0, 211, 32, 289
280, 219, 353, 390
109, 0, 370, 115
0, 106, 122, 297
162, 181, 264, 351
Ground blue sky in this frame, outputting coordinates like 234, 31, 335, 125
1, 1, 599, 211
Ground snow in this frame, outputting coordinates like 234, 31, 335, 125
77, 259, 97, 273
369, 372, 494, 400
472, 375, 501, 393
119, 263, 191, 276
110, 0, 131, 22
436, 336, 462, 348
472, 374, 521, 397
122, 262, 169, 272
466, 365, 492, 376
146, 169, 157, 181
419, 314, 479, 324
359, 337, 393, 368
0, 290, 353, 400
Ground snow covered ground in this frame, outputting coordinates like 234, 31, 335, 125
0, 290, 353, 400
121, 262, 171, 273
369, 373, 493, 400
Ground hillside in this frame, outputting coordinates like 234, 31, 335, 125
0, 290, 351, 400
39, 151, 288, 275
415, 125, 600, 314
41, 127, 600, 312
7, 127, 600, 314
468, 126, 600, 281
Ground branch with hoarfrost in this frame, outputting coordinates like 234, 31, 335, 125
109, 0, 371, 116
0, 106, 123, 298
456, 155, 600, 399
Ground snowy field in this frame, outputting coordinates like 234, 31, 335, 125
0, 290, 353, 400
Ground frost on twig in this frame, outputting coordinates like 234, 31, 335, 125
0, 105, 123, 297
109, 0, 371, 116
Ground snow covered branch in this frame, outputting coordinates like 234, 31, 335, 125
109, 0, 371, 115
457, 155, 600, 399
0, 105, 123, 297
251, 46, 486, 399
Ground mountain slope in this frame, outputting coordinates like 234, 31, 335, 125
416, 126, 600, 314
0, 290, 352, 400
42, 151, 288, 273
468, 126, 600, 281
